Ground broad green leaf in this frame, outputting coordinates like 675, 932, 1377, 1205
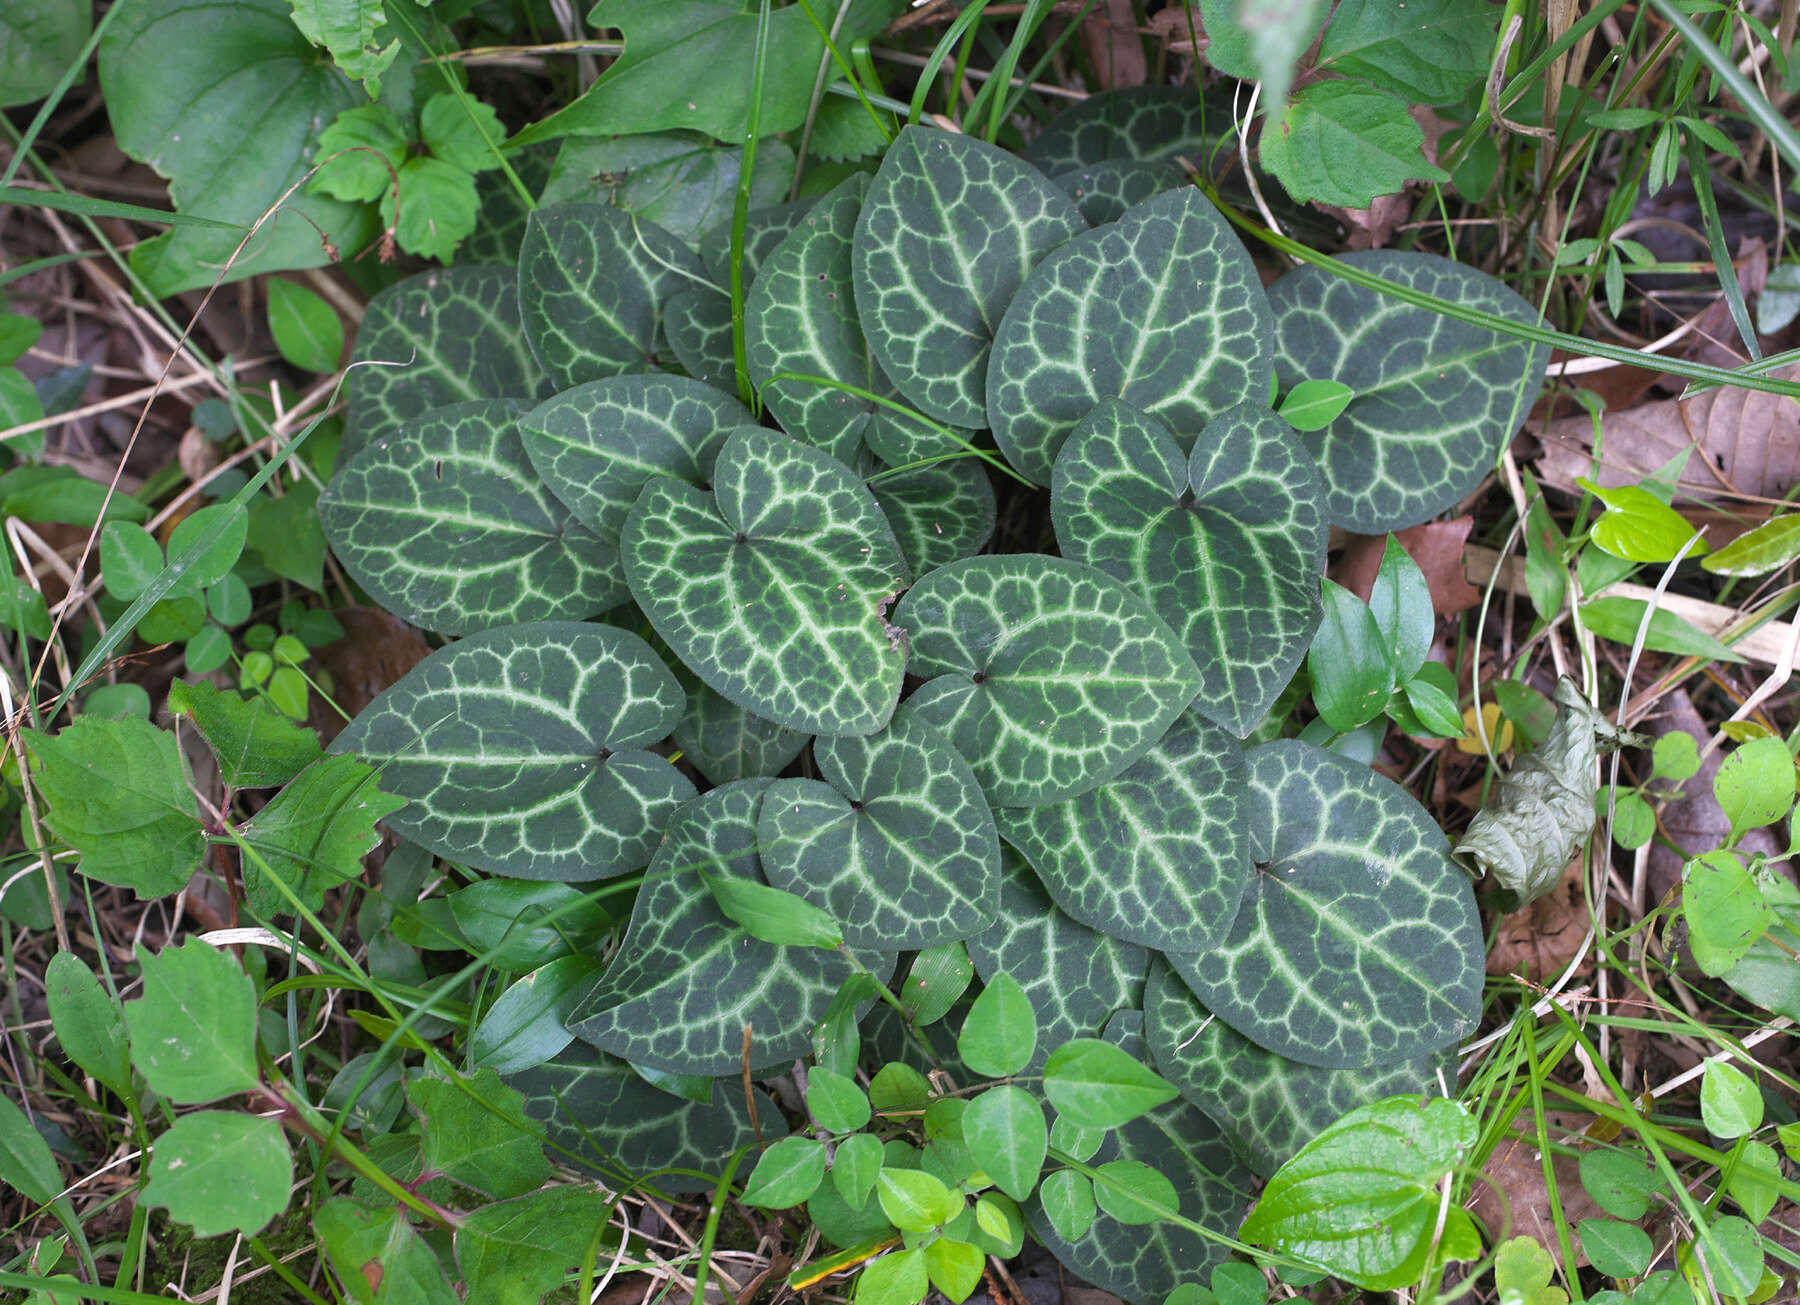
323, 399, 629, 634
1239, 1096, 1480, 1291
510, 0, 900, 147
420, 92, 504, 173
518, 375, 752, 546
1759, 262, 1800, 334
1055, 159, 1186, 226
1578, 1219, 1654, 1279
288, 0, 397, 94
331, 621, 694, 881
704, 872, 844, 949
0, 313, 38, 364
23, 716, 204, 899
168, 680, 323, 789
760, 709, 999, 951
1316, 0, 1496, 103
1307, 579, 1393, 732
749, 173, 955, 466
309, 104, 409, 203
1052, 400, 1324, 734
857, 1245, 927, 1305
895, 554, 1202, 806
1143, 958, 1441, 1177
1092, 1159, 1178, 1225
144, 1111, 290, 1236
1038, 1169, 1097, 1241
341, 267, 547, 459
455, 1186, 619, 1305
99, 522, 165, 602
1267, 251, 1550, 532
0, 465, 147, 527
1044, 1038, 1178, 1129
1678, 1216, 1764, 1299
1022, 85, 1235, 175
45, 953, 132, 1098
1714, 735, 1796, 839
238, 753, 402, 917
1683, 850, 1771, 977
1169, 739, 1484, 1068
853, 125, 1084, 428
833, 1129, 885, 1208
566, 782, 887, 1076
807, 1068, 871, 1135
878, 1167, 962, 1230
671, 670, 811, 787
923, 1237, 985, 1303
470, 955, 601, 1074
742, 1136, 829, 1208
966, 850, 1147, 1076
508, 1042, 779, 1194
0, 1089, 63, 1206
1199, 0, 1329, 110
869, 1063, 932, 1112
1493, 1237, 1567, 1305
1027, 1013, 1253, 1298
623, 427, 910, 737
384, 157, 479, 263
899, 941, 977, 1026
1, 0, 90, 107
518, 203, 707, 390
1577, 596, 1744, 662
408, 1067, 549, 1200
1724, 1139, 1782, 1225
958, 973, 1038, 1079
963, 1085, 1047, 1202
1721, 878, 1800, 1020
1261, 81, 1450, 209
448, 879, 611, 971
314, 1196, 460, 1305
1579, 1148, 1661, 1221
267, 279, 344, 373
1699, 1060, 1762, 1139
97, 0, 374, 295
991, 189, 1274, 485
995, 711, 1249, 953
870, 460, 997, 577
246, 480, 328, 591
123, 940, 259, 1104
1369, 535, 1434, 680
1277, 378, 1356, 431
1704, 514, 1800, 576
1578, 477, 1708, 562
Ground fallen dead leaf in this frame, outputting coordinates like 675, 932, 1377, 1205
1079, 0, 1147, 89
1485, 853, 1591, 980
307, 606, 431, 744
1468, 1109, 1608, 1266
1336, 516, 1482, 617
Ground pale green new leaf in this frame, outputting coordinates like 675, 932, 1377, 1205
963, 1085, 1047, 1202
145, 1112, 291, 1237
124, 940, 260, 1104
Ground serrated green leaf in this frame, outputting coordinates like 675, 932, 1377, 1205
1052, 400, 1324, 735
743, 1136, 829, 1208
309, 103, 409, 204
870, 460, 997, 577
385, 157, 480, 263
567, 782, 887, 1076
421, 93, 504, 173
341, 266, 547, 459
1261, 81, 1450, 209
409, 1067, 550, 1201
124, 940, 259, 1103
331, 621, 694, 882
1043, 1037, 1178, 1129
518, 374, 753, 547
169, 680, 323, 789
1316, 0, 1495, 103
455, 1185, 619, 1305
963, 1085, 1047, 1202
1170, 739, 1483, 1068
853, 125, 1083, 428
518, 202, 707, 390
1022, 85, 1235, 175
704, 871, 844, 949
471, 955, 600, 1074
315, 1196, 459, 1305
288, 0, 396, 95
991, 189, 1273, 485
624, 427, 910, 738
760, 709, 999, 951
267, 278, 345, 374
144, 1111, 290, 1237
1054, 159, 1186, 226
239, 753, 402, 918
896, 554, 1201, 806
322, 399, 627, 635
23, 716, 204, 899
877, 1167, 962, 1230
45, 953, 132, 1098
1267, 251, 1549, 533
1198, 0, 1330, 108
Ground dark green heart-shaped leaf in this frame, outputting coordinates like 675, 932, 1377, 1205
894, 554, 1201, 806
1143, 957, 1443, 1177
989, 187, 1273, 484
1052, 399, 1326, 735
331, 621, 693, 881
342, 267, 547, 458
665, 286, 738, 392
518, 375, 753, 545
870, 460, 997, 577
507, 1041, 782, 1194
1054, 159, 1186, 226
1166, 740, 1484, 1069
748, 172, 952, 465
320, 399, 628, 636
671, 669, 810, 788
1026, 1012, 1254, 1300
1022, 85, 1236, 174
566, 781, 890, 1075
994, 710, 1250, 954
518, 202, 708, 390
853, 125, 1083, 428
759, 708, 999, 951
966, 851, 1148, 1076
1267, 251, 1550, 532
623, 427, 910, 737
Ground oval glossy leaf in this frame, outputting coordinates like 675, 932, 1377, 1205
1704, 514, 1800, 577
1022, 85, 1236, 174
518, 202, 707, 390
741, 1135, 828, 1208
341, 266, 547, 458
671, 669, 810, 787
508, 1041, 781, 1194
878, 1167, 963, 1231
1267, 251, 1550, 532
870, 459, 997, 577
517, 374, 754, 545
1052, 399, 1325, 735
989, 188, 1274, 484
894, 554, 1202, 806
759, 709, 1000, 951
1143, 957, 1442, 1177
470, 955, 601, 1074
321, 399, 628, 635
1054, 158, 1186, 226
623, 427, 910, 737
566, 781, 888, 1076
1166, 740, 1484, 1068
331, 621, 693, 881
963, 1085, 1047, 1202
704, 872, 843, 949
958, 972, 1038, 1079
967, 850, 1148, 1076
1043, 1037, 1179, 1129
995, 710, 1251, 954
853, 125, 1084, 428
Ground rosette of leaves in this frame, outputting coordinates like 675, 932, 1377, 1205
322, 104, 1531, 1299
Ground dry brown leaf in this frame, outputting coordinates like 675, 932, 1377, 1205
1681, 238, 1768, 371
1467, 1109, 1608, 1265
1079, 0, 1147, 89
1536, 361, 1800, 502
1336, 516, 1481, 616
306, 606, 430, 745
1643, 690, 1781, 906
1485, 853, 1591, 979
